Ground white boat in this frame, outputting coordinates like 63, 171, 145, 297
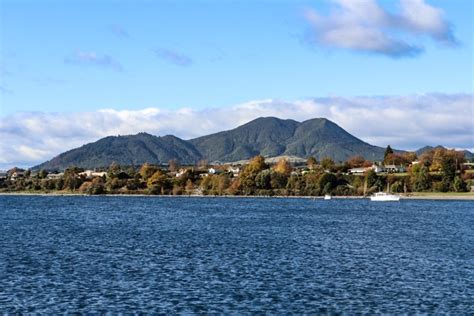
370, 192, 400, 202
324, 194, 332, 200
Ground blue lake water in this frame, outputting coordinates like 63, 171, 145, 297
0, 196, 473, 313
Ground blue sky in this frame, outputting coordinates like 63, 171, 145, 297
0, 0, 473, 168
1, 0, 472, 114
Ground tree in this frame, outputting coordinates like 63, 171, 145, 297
63, 166, 83, 191
453, 176, 467, 192
273, 158, 292, 175
364, 169, 378, 190
318, 173, 337, 194
239, 156, 267, 194
107, 162, 121, 178
146, 170, 172, 194
402, 152, 417, 163
384, 145, 394, 161
38, 169, 48, 179
247, 155, 267, 173
185, 179, 194, 194
270, 171, 288, 190
320, 158, 335, 171
307, 156, 317, 169
168, 159, 179, 172
139, 163, 158, 181
255, 170, 271, 190
347, 155, 368, 168
410, 164, 431, 192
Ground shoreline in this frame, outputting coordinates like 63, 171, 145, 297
1, 192, 473, 200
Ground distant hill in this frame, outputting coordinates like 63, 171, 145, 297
34, 133, 202, 170
35, 116, 471, 170
190, 117, 386, 163
189, 117, 300, 162
416, 145, 473, 159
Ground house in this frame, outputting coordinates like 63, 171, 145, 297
349, 164, 385, 175
384, 165, 406, 173
10, 171, 25, 181
462, 162, 474, 170
79, 170, 107, 179
176, 168, 188, 177
208, 168, 223, 175
46, 172, 64, 180
227, 166, 240, 177
348, 167, 368, 175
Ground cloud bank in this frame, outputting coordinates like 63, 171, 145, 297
0, 93, 472, 169
304, 0, 457, 57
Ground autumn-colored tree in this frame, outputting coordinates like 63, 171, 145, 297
347, 155, 368, 168
139, 163, 158, 181
384, 153, 409, 166
239, 156, 267, 194
185, 179, 194, 194
402, 152, 417, 163
307, 156, 317, 169
247, 155, 267, 173
147, 170, 171, 194
226, 178, 242, 195
273, 158, 292, 175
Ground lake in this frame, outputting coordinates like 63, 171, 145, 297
0, 196, 473, 313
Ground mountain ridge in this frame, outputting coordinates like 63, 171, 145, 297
33, 117, 472, 170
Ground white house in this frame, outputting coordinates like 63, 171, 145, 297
79, 170, 107, 179
175, 168, 188, 177
227, 166, 240, 177
46, 172, 64, 180
208, 168, 223, 175
348, 167, 367, 174
349, 164, 385, 174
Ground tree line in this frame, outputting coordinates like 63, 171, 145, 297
1, 146, 472, 195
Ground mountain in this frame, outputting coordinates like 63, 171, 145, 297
190, 117, 386, 163
416, 145, 473, 159
282, 118, 385, 161
189, 117, 300, 162
34, 133, 202, 170
34, 117, 401, 170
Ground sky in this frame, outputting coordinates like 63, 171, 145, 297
0, 0, 473, 169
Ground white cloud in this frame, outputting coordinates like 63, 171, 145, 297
304, 0, 457, 57
0, 93, 472, 169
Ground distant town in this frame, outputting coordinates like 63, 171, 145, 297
1, 146, 473, 196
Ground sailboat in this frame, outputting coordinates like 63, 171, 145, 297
370, 182, 400, 202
